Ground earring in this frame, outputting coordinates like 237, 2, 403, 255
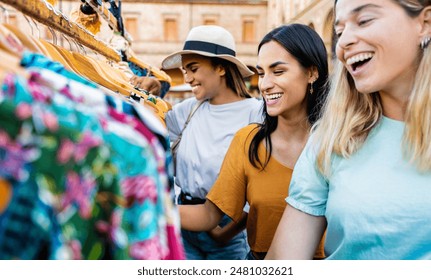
309, 81, 314, 95
420, 36, 430, 50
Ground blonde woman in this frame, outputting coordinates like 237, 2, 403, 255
267, 0, 431, 260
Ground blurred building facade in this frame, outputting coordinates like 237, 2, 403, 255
116, 0, 269, 89
267, 0, 335, 58
1, 0, 335, 100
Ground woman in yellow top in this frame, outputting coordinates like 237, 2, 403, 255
179, 24, 329, 260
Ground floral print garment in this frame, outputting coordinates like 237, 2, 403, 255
0, 63, 183, 260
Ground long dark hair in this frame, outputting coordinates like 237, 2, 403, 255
249, 24, 329, 169
211, 57, 252, 98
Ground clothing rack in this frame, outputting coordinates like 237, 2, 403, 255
1, 0, 121, 61
1, 0, 171, 82
82, 0, 133, 43
78, 0, 171, 82
85, 0, 120, 33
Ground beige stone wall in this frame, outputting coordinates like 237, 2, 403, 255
4, 1, 337, 78
1, 0, 267, 71
288, 0, 334, 57
266, 0, 335, 58
119, 2, 268, 68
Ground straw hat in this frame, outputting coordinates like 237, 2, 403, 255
162, 25, 254, 78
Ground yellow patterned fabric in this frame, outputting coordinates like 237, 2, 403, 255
70, 7, 101, 35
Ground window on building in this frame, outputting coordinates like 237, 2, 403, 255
203, 19, 216, 25
164, 18, 178, 42
125, 17, 138, 40
242, 20, 255, 43
202, 14, 219, 26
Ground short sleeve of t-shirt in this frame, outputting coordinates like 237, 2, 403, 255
286, 136, 328, 217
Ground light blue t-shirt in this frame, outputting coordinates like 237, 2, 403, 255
287, 116, 431, 260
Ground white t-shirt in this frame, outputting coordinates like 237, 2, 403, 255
166, 97, 263, 199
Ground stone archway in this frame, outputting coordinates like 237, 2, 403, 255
322, 8, 336, 69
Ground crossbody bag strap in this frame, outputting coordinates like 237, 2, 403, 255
182, 100, 205, 131
172, 100, 205, 147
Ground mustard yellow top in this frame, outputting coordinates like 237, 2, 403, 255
207, 124, 325, 258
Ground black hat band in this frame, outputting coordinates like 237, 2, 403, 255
183, 40, 236, 56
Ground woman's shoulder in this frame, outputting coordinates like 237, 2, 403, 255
235, 98, 264, 122
173, 97, 198, 110
170, 97, 204, 119
232, 97, 263, 108
227, 124, 260, 153
245, 97, 263, 106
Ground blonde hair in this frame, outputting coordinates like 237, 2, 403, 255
404, 44, 431, 171
313, 61, 381, 176
314, 1, 431, 176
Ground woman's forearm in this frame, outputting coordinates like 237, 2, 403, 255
179, 200, 224, 231
266, 204, 326, 260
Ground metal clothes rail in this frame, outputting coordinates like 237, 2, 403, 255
1, 0, 121, 61
0, 0, 171, 82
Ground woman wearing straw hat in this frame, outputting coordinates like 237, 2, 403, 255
140, 25, 262, 260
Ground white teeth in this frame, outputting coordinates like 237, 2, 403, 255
266, 93, 282, 100
346, 53, 373, 66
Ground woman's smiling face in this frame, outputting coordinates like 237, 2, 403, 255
334, 0, 423, 96
257, 40, 312, 119
182, 54, 224, 101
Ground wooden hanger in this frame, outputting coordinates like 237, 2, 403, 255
0, 24, 25, 57
71, 51, 163, 118
94, 59, 134, 89
0, 0, 170, 124
99, 59, 173, 119
4, 22, 54, 60
2, 24, 42, 53
35, 41, 162, 116
0, 48, 29, 84
38, 40, 75, 71
70, 51, 126, 93
127, 49, 171, 83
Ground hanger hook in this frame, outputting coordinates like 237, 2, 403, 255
78, 41, 87, 55
62, 34, 73, 50
60, 11, 72, 28
0, 5, 9, 24
23, 15, 35, 36
43, 0, 61, 16
71, 38, 80, 53
48, 26, 57, 45
30, 18, 41, 38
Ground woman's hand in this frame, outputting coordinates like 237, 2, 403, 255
207, 212, 247, 245
130, 75, 162, 96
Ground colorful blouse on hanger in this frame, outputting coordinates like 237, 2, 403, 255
0, 52, 183, 260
